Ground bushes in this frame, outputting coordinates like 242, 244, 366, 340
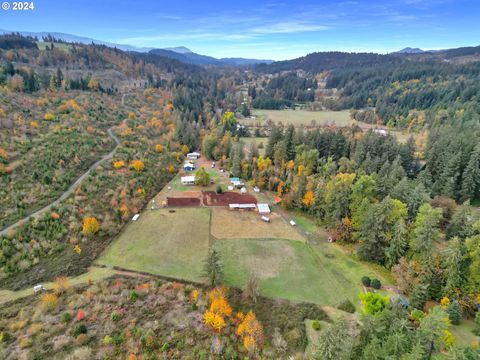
371, 279, 382, 289
61, 312, 71, 323
73, 324, 87, 338
337, 299, 356, 313
130, 291, 140, 302
361, 276, 371, 287
474, 311, 480, 336
361, 276, 381, 289
312, 320, 321, 331
111, 311, 121, 322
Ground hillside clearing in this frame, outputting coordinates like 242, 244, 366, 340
98, 208, 211, 282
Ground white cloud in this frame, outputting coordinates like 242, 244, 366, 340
251, 21, 329, 34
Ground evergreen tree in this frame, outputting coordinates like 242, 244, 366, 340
385, 218, 408, 269
443, 237, 467, 297
411, 204, 443, 261
203, 249, 224, 286
460, 143, 480, 201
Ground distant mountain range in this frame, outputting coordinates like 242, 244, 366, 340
393, 47, 426, 54
0, 29, 273, 66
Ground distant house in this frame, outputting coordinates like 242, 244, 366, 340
229, 203, 256, 211
181, 176, 196, 185
257, 203, 270, 214
187, 152, 201, 160
183, 162, 195, 171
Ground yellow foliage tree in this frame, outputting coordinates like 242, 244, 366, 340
0, 147, 8, 159
41, 293, 58, 311
130, 160, 145, 172
113, 160, 125, 169
155, 144, 164, 153
128, 112, 136, 120
120, 204, 129, 217
82, 217, 100, 236
203, 310, 226, 332
0, 108, 5, 117
88, 78, 100, 91
181, 145, 189, 155
236, 310, 264, 352
44, 112, 55, 121
52, 276, 70, 295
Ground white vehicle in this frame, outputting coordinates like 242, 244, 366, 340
289, 220, 296, 226
132, 214, 140, 221
34, 284, 46, 294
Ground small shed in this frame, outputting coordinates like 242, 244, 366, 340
181, 176, 196, 185
261, 216, 270, 223
253, 187, 260, 193
373, 129, 387, 136
257, 203, 270, 214
187, 152, 201, 160
230, 177, 240, 183
132, 214, 140, 221
289, 220, 296, 226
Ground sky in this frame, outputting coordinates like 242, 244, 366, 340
0, 0, 479, 60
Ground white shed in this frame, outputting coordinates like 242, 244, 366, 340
181, 176, 196, 185
257, 203, 270, 214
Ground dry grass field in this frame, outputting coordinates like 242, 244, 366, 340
247, 109, 355, 127
210, 208, 305, 242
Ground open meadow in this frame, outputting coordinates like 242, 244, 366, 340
98, 208, 211, 281
247, 109, 355, 127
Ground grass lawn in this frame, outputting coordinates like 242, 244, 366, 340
215, 238, 365, 306
241, 137, 268, 156
450, 319, 480, 347
211, 208, 305, 242
98, 208, 211, 282
247, 109, 354, 127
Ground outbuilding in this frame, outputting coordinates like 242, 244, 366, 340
187, 152, 201, 160
229, 203, 256, 211
181, 176, 196, 185
257, 203, 270, 214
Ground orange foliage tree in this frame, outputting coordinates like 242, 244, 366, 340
302, 191, 315, 207
82, 217, 100, 236
41, 293, 58, 311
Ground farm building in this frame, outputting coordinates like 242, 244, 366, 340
187, 152, 201, 160
181, 176, 196, 185
183, 162, 195, 171
373, 129, 387, 136
257, 203, 270, 214
229, 203, 257, 211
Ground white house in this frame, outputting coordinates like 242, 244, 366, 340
257, 203, 270, 214
183, 162, 195, 171
187, 152, 201, 160
181, 176, 196, 185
